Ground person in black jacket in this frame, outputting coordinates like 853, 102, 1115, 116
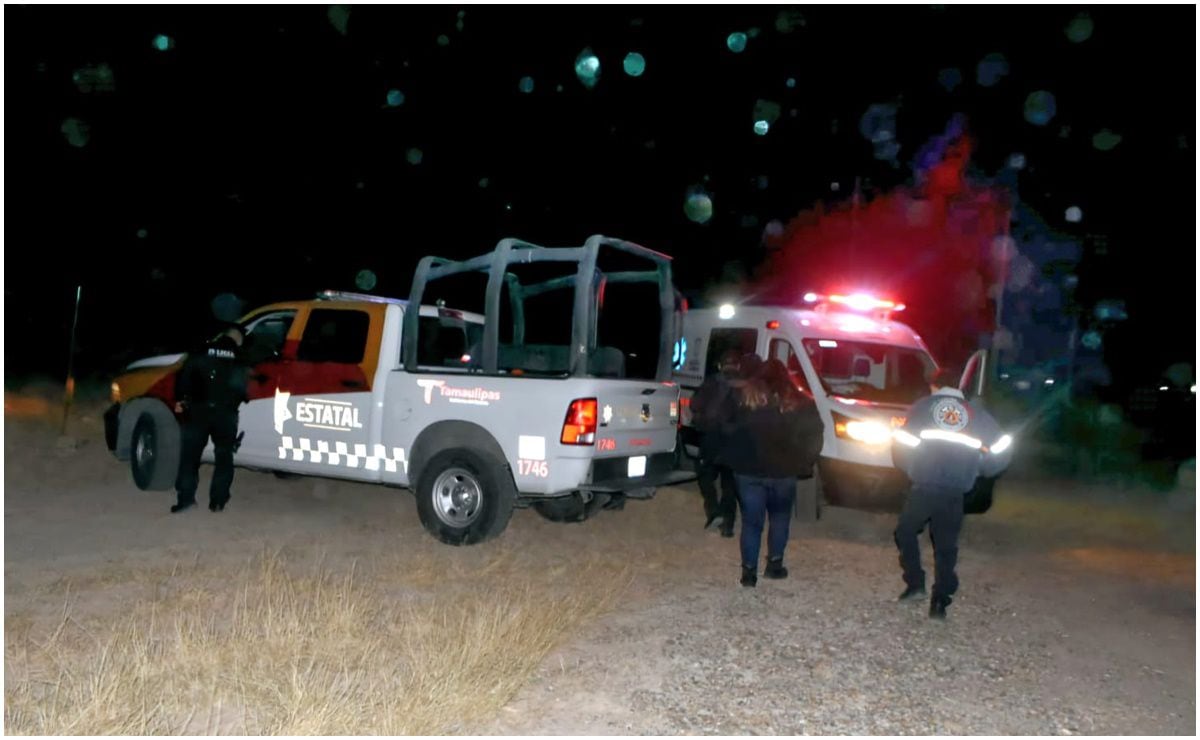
690, 350, 741, 536
171, 325, 248, 513
724, 358, 825, 587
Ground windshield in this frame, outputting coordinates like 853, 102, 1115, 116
802, 338, 934, 405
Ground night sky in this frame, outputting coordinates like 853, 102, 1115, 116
5, 5, 1196, 395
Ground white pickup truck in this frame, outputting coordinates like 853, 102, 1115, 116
106, 235, 688, 544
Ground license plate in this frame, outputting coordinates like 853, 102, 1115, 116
628, 455, 646, 477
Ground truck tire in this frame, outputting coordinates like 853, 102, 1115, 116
416, 448, 515, 545
533, 492, 604, 523
130, 409, 181, 491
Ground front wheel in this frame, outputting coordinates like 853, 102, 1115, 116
130, 410, 181, 491
415, 449, 515, 545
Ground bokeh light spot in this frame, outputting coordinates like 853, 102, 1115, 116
406, 148, 423, 165
211, 293, 244, 323
786, 77, 796, 88
1092, 129, 1122, 151
60, 118, 90, 147
1065, 205, 1082, 223
137, 228, 149, 239
1081, 331, 1102, 350
478, 177, 489, 188
747, 27, 761, 39
574, 48, 601, 89
72, 63, 115, 94
355, 269, 378, 291
775, 10, 806, 33
1007, 152, 1027, 170
623, 52, 646, 77
1065, 13, 1094, 43
726, 32, 747, 53
937, 67, 962, 92
754, 120, 770, 136
385, 89, 405, 107
1023, 90, 1057, 126
327, 5, 351, 36
437, 34, 450, 46
976, 52, 1009, 87
518, 76, 535, 94
151, 34, 174, 52
684, 191, 713, 224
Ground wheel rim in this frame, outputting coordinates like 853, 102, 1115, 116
135, 426, 155, 472
431, 467, 483, 528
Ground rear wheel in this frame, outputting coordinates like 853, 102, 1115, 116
416, 449, 515, 545
130, 410, 181, 491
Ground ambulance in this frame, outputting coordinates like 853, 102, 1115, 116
673, 293, 993, 515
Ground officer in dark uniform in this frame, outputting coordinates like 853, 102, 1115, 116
890, 368, 1013, 618
691, 350, 741, 536
171, 325, 248, 513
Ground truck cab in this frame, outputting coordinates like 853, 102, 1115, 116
673, 293, 994, 514
107, 235, 687, 544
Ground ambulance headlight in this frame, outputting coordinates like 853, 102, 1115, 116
991, 434, 1013, 454
832, 412, 891, 446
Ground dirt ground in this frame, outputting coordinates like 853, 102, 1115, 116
4, 394, 1196, 735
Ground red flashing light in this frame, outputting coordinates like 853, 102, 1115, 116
828, 293, 898, 312
560, 398, 598, 445
766, 320, 780, 330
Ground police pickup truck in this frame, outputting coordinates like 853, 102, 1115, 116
106, 235, 687, 544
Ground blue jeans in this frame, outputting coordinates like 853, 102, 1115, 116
734, 475, 795, 569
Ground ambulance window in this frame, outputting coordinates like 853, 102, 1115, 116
706, 328, 757, 376
768, 338, 808, 392
298, 309, 369, 364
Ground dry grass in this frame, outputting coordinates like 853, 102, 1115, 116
5, 548, 630, 735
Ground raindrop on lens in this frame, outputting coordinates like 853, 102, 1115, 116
406, 148, 423, 165
684, 192, 714, 224
151, 34, 174, 52
385, 89, 405, 107
1065, 13, 1094, 43
976, 53, 1009, 87
754, 120, 770, 136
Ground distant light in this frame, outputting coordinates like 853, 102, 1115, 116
803, 292, 819, 303
819, 340, 838, 348
1065, 206, 1083, 223
1045, 378, 1055, 385
1024, 91, 1057, 127
406, 148, 423, 165
151, 34, 174, 52
1191, 385, 1196, 394
1093, 129, 1122, 151
460, 354, 471, 363
518, 76, 535, 94
623, 52, 646, 77
385, 89, 405, 107
1065, 13, 1094, 43
726, 32, 747, 53
355, 269, 377, 291
718, 304, 736, 320
1159, 386, 1169, 392
753, 120, 770, 136
574, 47, 601, 89
1000, 373, 1010, 380
683, 192, 713, 224
786, 77, 796, 88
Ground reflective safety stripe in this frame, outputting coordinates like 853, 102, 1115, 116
991, 434, 1013, 454
279, 436, 408, 473
917, 429, 983, 449
892, 429, 921, 448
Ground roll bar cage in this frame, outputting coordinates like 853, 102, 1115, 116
402, 234, 678, 381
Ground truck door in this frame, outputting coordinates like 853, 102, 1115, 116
273, 305, 386, 478
236, 309, 297, 464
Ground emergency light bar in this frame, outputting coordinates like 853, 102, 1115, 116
803, 291, 906, 319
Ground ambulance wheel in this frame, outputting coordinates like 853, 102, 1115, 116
130, 410, 181, 491
534, 492, 604, 523
416, 448, 515, 545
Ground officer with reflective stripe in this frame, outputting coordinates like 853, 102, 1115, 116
890, 368, 1013, 619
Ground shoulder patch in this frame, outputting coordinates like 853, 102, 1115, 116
931, 397, 969, 432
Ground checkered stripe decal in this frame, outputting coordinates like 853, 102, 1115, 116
279, 437, 408, 473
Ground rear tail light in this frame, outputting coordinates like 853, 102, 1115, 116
560, 398, 598, 445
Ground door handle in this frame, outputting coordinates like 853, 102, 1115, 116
341, 379, 365, 389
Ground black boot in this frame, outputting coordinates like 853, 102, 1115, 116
898, 585, 927, 601
704, 513, 723, 530
209, 500, 227, 512
740, 565, 757, 588
930, 595, 952, 620
170, 499, 196, 513
764, 558, 788, 580
720, 522, 735, 538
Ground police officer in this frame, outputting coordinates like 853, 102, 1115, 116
691, 350, 741, 536
890, 368, 1013, 618
171, 325, 249, 513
